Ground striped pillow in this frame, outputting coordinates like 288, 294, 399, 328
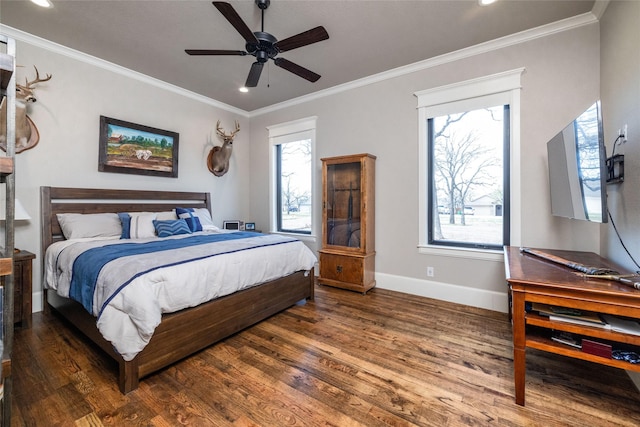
153, 219, 192, 238
175, 207, 203, 232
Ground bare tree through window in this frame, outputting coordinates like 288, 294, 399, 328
278, 139, 312, 233
429, 105, 509, 249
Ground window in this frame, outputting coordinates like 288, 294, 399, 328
428, 105, 510, 250
268, 117, 317, 236
415, 69, 523, 255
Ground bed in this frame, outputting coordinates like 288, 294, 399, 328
40, 186, 316, 393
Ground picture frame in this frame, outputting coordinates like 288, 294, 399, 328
98, 116, 179, 178
245, 222, 256, 231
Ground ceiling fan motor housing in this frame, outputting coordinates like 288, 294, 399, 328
255, 0, 270, 10
247, 31, 279, 62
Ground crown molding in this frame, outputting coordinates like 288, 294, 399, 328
0, 24, 250, 117
2, 11, 598, 119
249, 11, 598, 117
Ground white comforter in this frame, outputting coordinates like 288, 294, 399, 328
45, 232, 317, 361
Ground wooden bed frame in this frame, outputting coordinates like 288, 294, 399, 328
40, 186, 314, 393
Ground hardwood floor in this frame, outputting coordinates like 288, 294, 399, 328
11, 284, 640, 426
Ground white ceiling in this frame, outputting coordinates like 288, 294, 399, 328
0, 0, 596, 112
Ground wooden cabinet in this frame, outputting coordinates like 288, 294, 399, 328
12, 250, 35, 329
505, 246, 640, 406
319, 154, 375, 293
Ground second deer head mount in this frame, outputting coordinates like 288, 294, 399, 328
207, 120, 240, 177
0, 65, 53, 153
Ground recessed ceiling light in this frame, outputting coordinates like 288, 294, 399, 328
479, 0, 497, 5
30, 0, 53, 8
239, 87, 249, 93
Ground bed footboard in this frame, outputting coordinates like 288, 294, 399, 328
48, 268, 314, 393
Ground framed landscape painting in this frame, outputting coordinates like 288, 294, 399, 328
98, 116, 179, 178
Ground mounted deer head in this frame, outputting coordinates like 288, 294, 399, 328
207, 120, 240, 177
0, 65, 52, 153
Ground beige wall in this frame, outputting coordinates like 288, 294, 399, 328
6, 10, 611, 314
600, 0, 640, 270
250, 22, 602, 310
10, 39, 249, 311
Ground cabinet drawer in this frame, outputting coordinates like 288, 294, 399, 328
320, 252, 364, 285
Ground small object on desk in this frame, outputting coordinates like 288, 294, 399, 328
551, 331, 582, 349
245, 222, 255, 231
532, 302, 608, 327
600, 314, 640, 336
520, 247, 619, 275
612, 350, 640, 364
582, 339, 612, 359
585, 273, 640, 290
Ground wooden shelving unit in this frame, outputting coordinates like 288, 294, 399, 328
0, 34, 17, 426
319, 154, 376, 294
505, 246, 640, 406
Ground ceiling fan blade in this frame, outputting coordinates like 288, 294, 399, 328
274, 58, 320, 83
185, 49, 247, 56
212, 1, 258, 44
245, 62, 264, 87
276, 26, 329, 52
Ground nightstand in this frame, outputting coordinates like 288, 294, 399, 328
12, 249, 35, 329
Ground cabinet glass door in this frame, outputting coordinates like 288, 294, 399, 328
325, 161, 362, 249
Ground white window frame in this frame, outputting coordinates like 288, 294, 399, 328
267, 116, 318, 243
415, 69, 524, 261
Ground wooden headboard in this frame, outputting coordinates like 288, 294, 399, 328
40, 186, 212, 256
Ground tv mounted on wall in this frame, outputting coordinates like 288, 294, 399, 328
547, 101, 608, 223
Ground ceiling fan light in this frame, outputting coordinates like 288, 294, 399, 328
30, 0, 53, 8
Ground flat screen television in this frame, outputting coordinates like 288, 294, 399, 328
547, 101, 607, 223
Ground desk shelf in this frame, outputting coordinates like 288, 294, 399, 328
526, 333, 640, 372
505, 246, 640, 406
526, 312, 640, 346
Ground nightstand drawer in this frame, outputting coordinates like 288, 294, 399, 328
13, 250, 35, 329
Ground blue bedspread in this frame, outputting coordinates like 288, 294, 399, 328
68, 232, 270, 314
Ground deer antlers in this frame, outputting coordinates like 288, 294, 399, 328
216, 120, 240, 142
24, 65, 53, 89
15, 66, 52, 104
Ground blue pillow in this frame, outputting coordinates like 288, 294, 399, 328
118, 213, 131, 239
153, 219, 192, 238
175, 207, 203, 232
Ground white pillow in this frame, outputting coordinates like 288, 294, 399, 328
128, 212, 158, 238
193, 208, 220, 231
155, 210, 178, 221
57, 213, 122, 240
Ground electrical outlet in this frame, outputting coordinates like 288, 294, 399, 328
619, 124, 628, 143
427, 266, 434, 277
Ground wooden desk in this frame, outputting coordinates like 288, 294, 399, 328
504, 246, 640, 406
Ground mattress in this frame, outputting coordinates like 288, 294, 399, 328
45, 231, 317, 360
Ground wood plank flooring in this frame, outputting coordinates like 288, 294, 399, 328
10, 284, 640, 426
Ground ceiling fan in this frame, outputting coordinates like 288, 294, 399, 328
186, 0, 329, 88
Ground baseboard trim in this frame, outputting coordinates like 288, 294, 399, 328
375, 272, 509, 313
32, 274, 509, 314
33, 290, 43, 313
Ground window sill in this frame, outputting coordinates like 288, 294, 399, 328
271, 231, 317, 244
418, 244, 504, 262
